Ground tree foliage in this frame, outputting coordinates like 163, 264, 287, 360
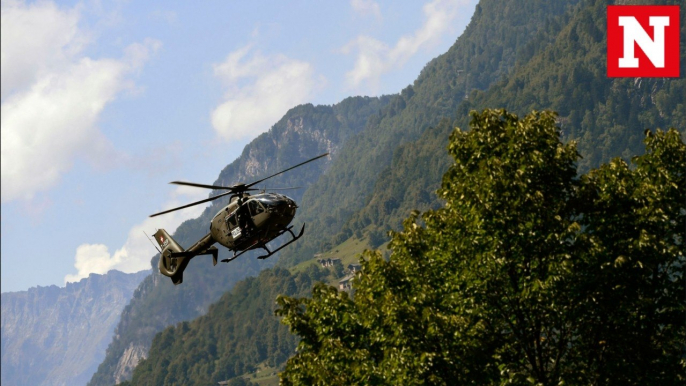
276, 109, 685, 385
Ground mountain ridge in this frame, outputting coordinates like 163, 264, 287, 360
1, 270, 149, 386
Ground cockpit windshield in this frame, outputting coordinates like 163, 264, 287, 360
257, 193, 283, 207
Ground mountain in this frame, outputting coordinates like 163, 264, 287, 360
121, 266, 332, 386
1, 270, 149, 386
472, 0, 685, 170
340, 0, 685, 243
276, 0, 582, 267
87, 96, 391, 386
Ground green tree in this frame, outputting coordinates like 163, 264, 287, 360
276, 109, 685, 385
332, 259, 345, 278
568, 128, 686, 384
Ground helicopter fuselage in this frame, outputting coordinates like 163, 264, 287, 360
210, 192, 298, 251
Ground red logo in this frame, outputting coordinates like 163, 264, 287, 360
607, 5, 680, 77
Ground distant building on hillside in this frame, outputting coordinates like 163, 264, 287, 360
347, 263, 362, 273
339, 275, 354, 290
318, 258, 340, 267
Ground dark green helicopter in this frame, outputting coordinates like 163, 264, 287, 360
149, 153, 328, 285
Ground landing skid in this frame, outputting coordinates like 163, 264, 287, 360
221, 224, 305, 263
257, 223, 305, 259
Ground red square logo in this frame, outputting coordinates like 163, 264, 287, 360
607, 5, 680, 78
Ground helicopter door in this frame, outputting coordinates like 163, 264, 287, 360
225, 211, 241, 239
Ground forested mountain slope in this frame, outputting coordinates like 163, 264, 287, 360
277, 0, 581, 266
121, 267, 331, 386
474, 0, 685, 170
343, 0, 685, 239
87, 96, 390, 386
1, 270, 148, 386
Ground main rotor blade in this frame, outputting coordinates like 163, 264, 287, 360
170, 181, 233, 190
263, 186, 303, 191
149, 191, 234, 217
246, 153, 329, 188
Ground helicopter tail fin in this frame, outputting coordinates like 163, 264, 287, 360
154, 229, 186, 285
153, 229, 184, 254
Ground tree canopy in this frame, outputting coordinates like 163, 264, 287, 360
276, 109, 685, 385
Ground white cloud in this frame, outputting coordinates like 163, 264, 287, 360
211, 45, 321, 142
342, 0, 469, 92
0, 0, 160, 203
351, 0, 382, 20
0, 0, 85, 99
64, 186, 208, 283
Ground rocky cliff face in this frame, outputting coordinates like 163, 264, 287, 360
112, 343, 147, 384
1, 270, 149, 386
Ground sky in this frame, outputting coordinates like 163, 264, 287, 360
1, 0, 478, 293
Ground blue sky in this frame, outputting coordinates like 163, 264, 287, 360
1, 0, 477, 292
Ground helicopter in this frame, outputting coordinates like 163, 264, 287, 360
148, 153, 328, 285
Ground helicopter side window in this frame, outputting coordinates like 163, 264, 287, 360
248, 200, 265, 216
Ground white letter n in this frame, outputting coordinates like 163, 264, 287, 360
618, 16, 669, 68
